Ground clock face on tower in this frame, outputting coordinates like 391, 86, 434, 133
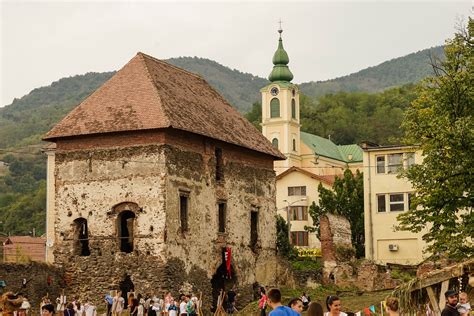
270, 87, 279, 96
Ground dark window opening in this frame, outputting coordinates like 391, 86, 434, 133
250, 210, 258, 250
118, 211, 135, 253
292, 139, 296, 151
215, 148, 224, 181
272, 138, 279, 149
72, 218, 90, 256
291, 99, 296, 119
218, 202, 226, 233
180, 193, 189, 233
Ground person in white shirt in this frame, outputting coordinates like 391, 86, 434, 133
83, 302, 97, 316
179, 296, 188, 316
324, 296, 347, 316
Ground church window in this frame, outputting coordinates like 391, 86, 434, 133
291, 99, 296, 119
180, 192, 189, 233
292, 139, 296, 151
215, 148, 224, 181
270, 98, 280, 118
72, 218, 90, 256
218, 201, 226, 233
292, 89, 296, 97
118, 211, 135, 253
272, 138, 279, 149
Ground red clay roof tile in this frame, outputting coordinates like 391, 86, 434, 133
44, 52, 285, 160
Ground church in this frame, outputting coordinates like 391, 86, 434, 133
260, 29, 363, 249
43, 51, 285, 310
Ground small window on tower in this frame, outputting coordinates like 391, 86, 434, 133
270, 98, 280, 118
291, 99, 296, 119
272, 138, 279, 149
218, 202, 226, 233
293, 139, 296, 151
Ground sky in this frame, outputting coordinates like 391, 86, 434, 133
0, 0, 472, 107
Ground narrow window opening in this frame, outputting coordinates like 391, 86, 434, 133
180, 193, 189, 233
118, 211, 135, 253
272, 138, 279, 149
377, 194, 386, 212
376, 155, 386, 174
218, 202, 226, 233
270, 98, 280, 118
291, 99, 296, 119
292, 139, 296, 151
72, 218, 90, 256
215, 148, 224, 181
250, 210, 259, 250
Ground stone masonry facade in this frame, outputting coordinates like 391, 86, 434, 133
50, 130, 279, 312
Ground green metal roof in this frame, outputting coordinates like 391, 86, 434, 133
268, 33, 294, 82
260, 81, 297, 92
300, 132, 362, 163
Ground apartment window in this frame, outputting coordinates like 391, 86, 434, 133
215, 148, 224, 181
180, 192, 189, 233
291, 99, 296, 119
389, 193, 405, 212
376, 155, 385, 174
270, 98, 280, 118
272, 138, 279, 149
377, 194, 386, 212
288, 186, 306, 196
290, 206, 308, 221
406, 152, 415, 168
387, 154, 403, 174
291, 231, 308, 246
218, 202, 226, 233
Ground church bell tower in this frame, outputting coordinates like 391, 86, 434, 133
261, 27, 301, 169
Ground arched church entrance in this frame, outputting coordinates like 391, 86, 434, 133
210, 248, 237, 312
119, 274, 134, 309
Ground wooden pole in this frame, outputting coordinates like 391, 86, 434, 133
426, 286, 441, 316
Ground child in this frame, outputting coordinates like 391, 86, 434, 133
458, 292, 471, 315
167, 300, 178, 316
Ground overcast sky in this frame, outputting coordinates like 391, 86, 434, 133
0, 1, 471, 107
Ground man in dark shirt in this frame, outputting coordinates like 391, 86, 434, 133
441, 290, 460, 316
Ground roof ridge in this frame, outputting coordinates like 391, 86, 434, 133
136, 53, 172, 126
137, 52, 205, 81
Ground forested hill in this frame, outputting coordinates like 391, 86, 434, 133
0, 47, 444, 149
300, 46, 444, 97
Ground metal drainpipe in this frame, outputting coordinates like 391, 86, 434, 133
367, 153, 374, 259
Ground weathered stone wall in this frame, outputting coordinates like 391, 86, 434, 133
0, 262, 64, 314
50, 129, 279, 312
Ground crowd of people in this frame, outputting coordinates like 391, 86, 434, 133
104, 291, 201, 316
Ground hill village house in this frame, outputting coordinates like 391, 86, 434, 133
259, 30, 426, 264
43, 51, 286, 310
42, 29, 427, 308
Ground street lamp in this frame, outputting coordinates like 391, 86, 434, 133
283, 198, 307, 244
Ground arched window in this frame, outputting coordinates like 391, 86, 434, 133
270, 98, 280, 118
293, 139, 296, 151
118, 210, 136, 253
291, 99, 296, 119
72, 218, 90, 256
272, 138, 279, 149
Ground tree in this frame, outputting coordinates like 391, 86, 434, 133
307, 169, 365, 258
276, 215, 296, 259
397, 19, 474, 259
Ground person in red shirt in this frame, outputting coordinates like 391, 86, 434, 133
258, 287, 267, 316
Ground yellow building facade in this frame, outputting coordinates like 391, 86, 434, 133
261, 29, 362, 249
362, 144, 427, 265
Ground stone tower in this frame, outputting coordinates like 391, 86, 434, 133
261, 28, 301, 170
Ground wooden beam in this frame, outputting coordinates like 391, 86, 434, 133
439, 280, 449, 309
427, 286, 441, 316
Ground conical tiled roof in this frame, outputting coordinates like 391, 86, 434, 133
44, 52, 285, 160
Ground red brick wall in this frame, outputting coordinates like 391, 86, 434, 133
54, 129, 275, 169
